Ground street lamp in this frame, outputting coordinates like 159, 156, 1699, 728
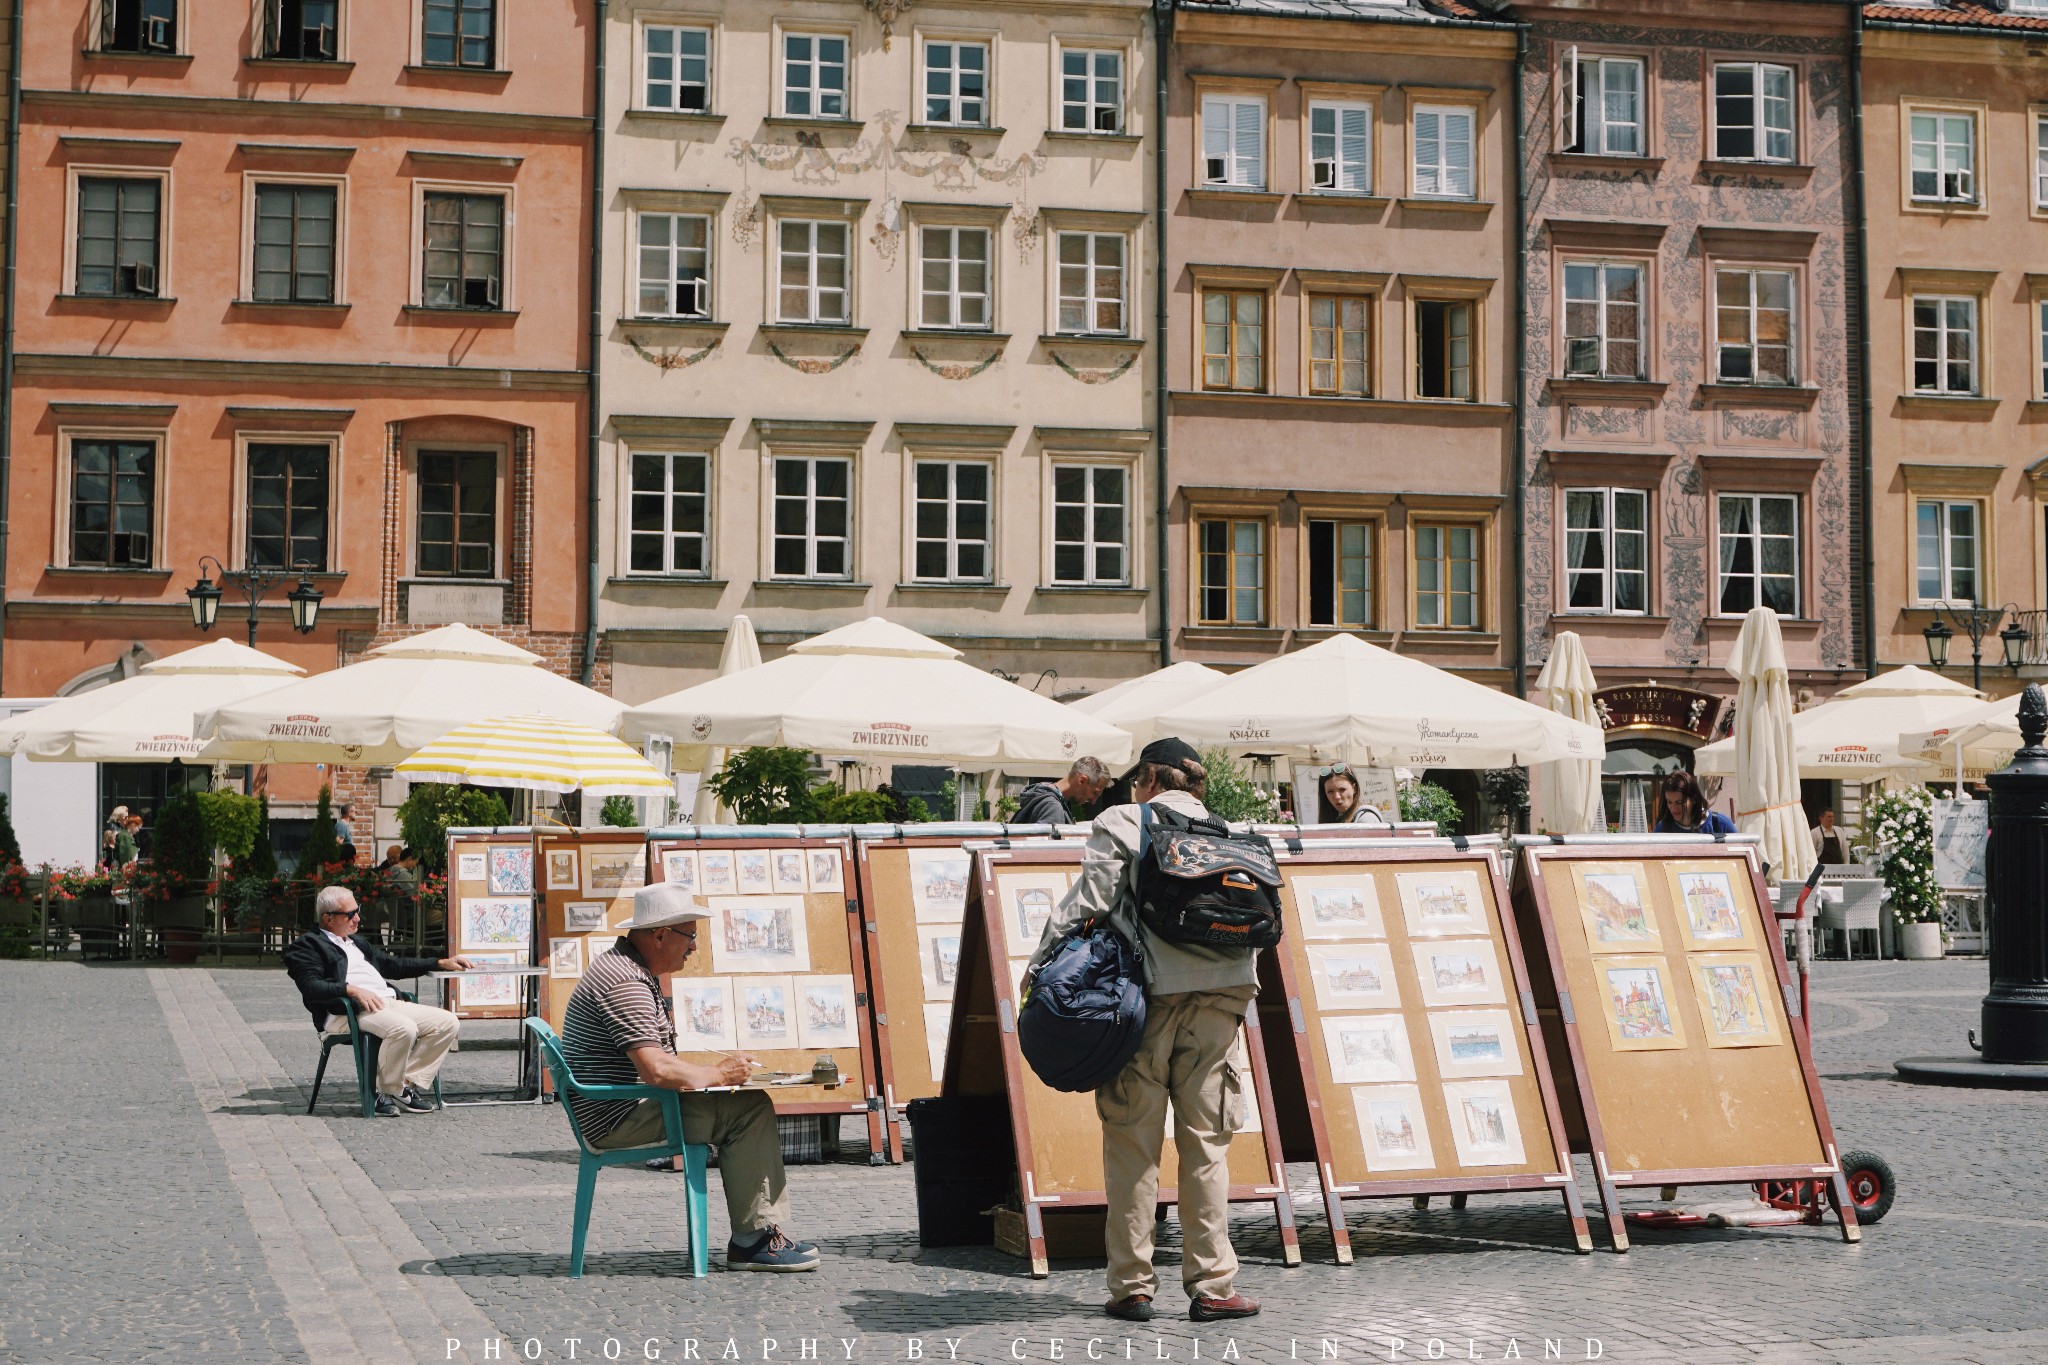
185, 555, 324, 648
1922, 600, 2023, 694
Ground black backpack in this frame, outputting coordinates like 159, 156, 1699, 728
1017, 918, 1148, 1093
1134, 803, 1285, 950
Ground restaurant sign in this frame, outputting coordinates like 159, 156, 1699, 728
1592, 683, 1726, 742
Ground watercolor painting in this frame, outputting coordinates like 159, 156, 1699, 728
1322, 1014, 1415, 1085
548, 936, 584, 979
772, 850, 810, 894
1294, 875, 1386, 940
1581, 868, 1657, 948
1397, 870, 1488, 937
1306, 943, 1401, 1010
737, 976, 795, 1048
1411, 938, 1506, 1007
487, 846, 533, 896
1427, 1008, 1522, 1079
562, 901, 607, 933
459, 898, 531, 953
1600, 957, 1686, 1051
1352, 1083, 1435, 1172
1444, 1079, 1526, 1167
699, 851, 737, 895
583, 848, 645, 894
708, 896, 812, 975
807, 848, 845, 895
453, 952, 522, 1010
456, 851, 487, 883
673, 977, 737, 1051
585, 934, 618, 960
1679, 871, 1746, 945
795, 974, 859, 1051
909, 849, 972, 924
1689, 952, 1781, 1047
737, 851, 772, 893
918, 926, 962, 1001
923, 1003, 952, 1081
997, 871, 1070, 956
544, 849, 580, 892
660, 849, 700, 893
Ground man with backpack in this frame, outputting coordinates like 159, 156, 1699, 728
1027, 736, 1272, 1325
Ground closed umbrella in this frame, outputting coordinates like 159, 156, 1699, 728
1728, 608, 1814, 883
1532, 632, 1605, 834
1695, 664, 1980, 779
692, 614, 762, 824
0, 639, 303, 761
1067, 661, 1229, 750
396, 715, 673, 797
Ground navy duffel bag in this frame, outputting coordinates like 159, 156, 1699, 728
1017, 917, 1147, 1093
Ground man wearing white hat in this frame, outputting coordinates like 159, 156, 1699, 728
559, 880, 819, 1271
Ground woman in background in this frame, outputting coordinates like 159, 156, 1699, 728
1319, 766, 1388, 825
1653, 771, 1736, 835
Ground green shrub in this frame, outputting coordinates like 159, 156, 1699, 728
152, 792, 213, 883
599, 795, 638, 827
0, 794, 21, 866
297, 785, 343, 873
243, 796, 278, 880
706, 747, 822, 824
396, 785, 511, 873
814, 788, 895, 824
1198, 748, 1277, 823
1399, 781, 1464, 834
195, 790, 263, 861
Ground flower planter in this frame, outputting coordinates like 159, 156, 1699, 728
151, 893, 212, 932
0, 896, 36, 929
1901, 920, 1944, 960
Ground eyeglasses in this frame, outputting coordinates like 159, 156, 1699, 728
323, 909, 361, 920
1317, 763, 1352, 778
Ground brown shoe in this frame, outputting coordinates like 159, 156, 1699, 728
1189, 1294, 1261, 1322
1106, 1295, 1156, 1322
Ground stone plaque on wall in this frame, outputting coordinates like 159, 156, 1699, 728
1716, 407, 1804, 449
1564, 402, 1652, 444
406, 581, 505, 626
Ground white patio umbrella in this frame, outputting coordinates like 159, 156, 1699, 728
0, 639, 304, 762
1067, 660, 1229, 750
691, 614, 762, 824
1150, 632, 1602, 767
619, 616, 1134, 766
194, 622, 627, 764
1531, 632, 1606, 834
1899, 691, 2026, 784
1728, 607, 1814, 884
1695, 664, 1982, 779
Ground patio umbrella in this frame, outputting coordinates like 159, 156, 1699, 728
194, 623, 628, 764
1067, 660, 1229, 750
1899, 691, 2026, 784
1531, 632, 1606, 834
692, 614, 762, 824
1150, 632, 1602, 767
0, 639, 304, 762
619, 616, 1134, 766
396, 715, 673, 797
1728, 607, 1814, 884
1695, 664, 1982, 779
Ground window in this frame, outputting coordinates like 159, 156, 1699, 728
919, 226, 990, 330
421, 192, 503, 310
1201, 289, 1265, 392
783, 33, 847, 118
628, 451, 708, 576
1060, 48, 1122, 133
1307, 519, 1373, 629
1715, 268, 1794, 385
923, 40, 988, 127
98, 0, 176, 53
1308, 101, 1370, 193
69, 439, 155, 568
1915, 499, 1980, 604
1911, 295, 1978, 395
1564, 488, 1647, 614
1563, 262, 1644, 379
1051, 464, 1127, 585
2037, 113, 2048, 209
644, 26, 710, 112
422, 0, 494, 69
1197, 518, 1264, 626
1909, 111, 1975, 203
247, 442, 330, 570
912, 461, 991, 582
415, 451, 496, 578
771, 456, 851, 579
1201, 96, 1265, 189
252, 183, 337, 304
637, 212, 709, 319
777, 220, 849, 324
1415, 299, 1473, 400
1414, 523, 1480, 629
1056, 232, 1125, 335
1717, 493, 1798, 615
76, 177, 161, 298
1413, 105, 1474, 197
1713, 63, 1794, 162
1308, 295, 1370, 397
2040, 298, 2048, 396
265, 0, 338, 60
1565, 55, 1644, 156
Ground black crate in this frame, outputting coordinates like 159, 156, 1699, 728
906, 1095, 1017, 1247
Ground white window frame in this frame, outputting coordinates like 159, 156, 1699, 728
624, 448, 712, 578
260, 0, 345, 61
1200, 94, 1266, 190
66, 165, 171, 299
1563, 487, 1649, 616
1307, 99, 1372, 194
1412, 103, 1475, 199
94, 0, 186, 56
1909, 109, 1976, 204
1715, 492, 1800, 617
2039, 296, 2048, 398
410, 180, 513, 311
1057, 45, 1123, 134
243, 173, 347, 306
916, 225, 992, 331
1914, 497, 1982, 606
779, 30, 849, 119
1714, 267, 1796, 386
237, 432, 339, 573
1712, 61, 1795, 163
1562, 260, 1646, 379
1049, 461, 1130, 586
768, 454, 853, 581
920, 36, 990, 128
1054, 230, 1126, 336
634, 210, 711, 320
1565, 53, 1645, 157
1911, 294, 1979, 396
2035, 110, 2048, 211
415, 0, 502, 71
56, 425, 167, 571
640, 23, 711, 114
910, 459, 994, 584
775, 218, 850, 325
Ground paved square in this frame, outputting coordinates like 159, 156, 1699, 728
2, 956, 2043, 1364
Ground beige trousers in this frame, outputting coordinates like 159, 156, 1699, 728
592, 1089, 791, 1238
326, 998, 459, 1095
1096, 989, 1248, 1302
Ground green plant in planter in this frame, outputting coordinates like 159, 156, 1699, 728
706, 747, 822, 825
297, 786, 343, 876
0, 793, 22, 867
396, 784, 511, 874
599, 794, 638, 827
1199, 748, 1278, 823
1861, 785, 1942, 926
148, 792, 212, 898
195, 790, 263, 861
1399, 781, 1464, 834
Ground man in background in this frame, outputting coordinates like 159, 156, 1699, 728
1014, 757, 1113, 826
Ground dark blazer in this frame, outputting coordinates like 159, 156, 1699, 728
282, 930, 441, 1031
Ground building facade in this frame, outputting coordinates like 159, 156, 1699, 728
1161, 0, 1520, 696
1503, 0, 1862, 800
596, 0, 1158, 704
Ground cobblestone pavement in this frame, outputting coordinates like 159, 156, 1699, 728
2, 956, 2044, 1363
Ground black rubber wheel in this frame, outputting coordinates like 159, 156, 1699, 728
1839, 1150, 1895, 1224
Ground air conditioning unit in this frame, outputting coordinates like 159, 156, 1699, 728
144, 15, 172, 50
119, 263, 158, 296
1311, 158, 1337, 189
1205, 155, 1229, 183
462, 276, 500, 308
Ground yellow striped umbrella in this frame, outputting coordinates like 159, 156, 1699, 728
395, 714, 673, 796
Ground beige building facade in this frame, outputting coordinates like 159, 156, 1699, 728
598, 0, 1158, 703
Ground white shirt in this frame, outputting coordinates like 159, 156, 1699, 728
324, 928, 396, 1000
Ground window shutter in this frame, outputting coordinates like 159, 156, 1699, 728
1234, 100, 1263, 186
1340, 106, 1369, 191
1415, 110, 1440, 193
1446, 111, 1473, 196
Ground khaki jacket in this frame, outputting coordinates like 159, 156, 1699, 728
1028, 790, 1262, 1006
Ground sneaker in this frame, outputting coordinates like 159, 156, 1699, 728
725, 1227, 820, 1272
1106, 1295, 1156, 1323
398, 1086, 436, 1113
1189, 1294, 1261, 1322
373, 1094, 403, 1118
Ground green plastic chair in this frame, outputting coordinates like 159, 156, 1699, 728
525, 1018, 710, 1278
307, 990, 441, 1119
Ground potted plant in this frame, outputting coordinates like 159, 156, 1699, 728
53, 866, 120, 956
1862, 785, 1944, 959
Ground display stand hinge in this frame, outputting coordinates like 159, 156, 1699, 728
856, 992, 869, 1008
999, 999, 1017, 1034
1288, 998, 1307, 1034
1781, 981, 1801, 1018
1519, 989, 1538, 1027
1557, 990, 1576, 1025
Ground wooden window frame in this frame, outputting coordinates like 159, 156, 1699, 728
1191, 512, 1271, 627
1300, 512, 1381, 630
1410, 516, 1487, 632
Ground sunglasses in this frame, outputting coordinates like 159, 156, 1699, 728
323, 909, 361, 920
1317, 763, 1352, 778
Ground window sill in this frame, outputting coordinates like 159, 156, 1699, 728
400, 575, 509, 587
403, 305, 519, 321
905, 123, 1007, 137
231, 299, 350, 313
1043, 129, 1140, 146
1702, 615, 1822, 634
1548, 152, 1664, 174
1182, 625, 1288, 643
607, 576, 728, 589
1904, 198, 1986, 214
403, 64, 511, 78
81, 49, 190, 63
759, 322, 868, 339
901, 329, 1009, 344
1551, 612, 1670, 630
1398, 197, 1494, 214
1039, 332, 1141, 349
1698, 158, 1814, 180
243, 57, 354, 72
619, 316, 728, 332
751, 578, 872, 592
1547, 377, 1667, 400
760, 115, 863, 131
1896, 393, 2000, 415
1185, 187, 1285, 206
623, 109, 726, 126
1293, 192, 1391, 208
1169, 389, 1512, 413
54, 293, 175, 306
894, 581, 1011, 594
1696, 382, 1819, 408
1035, 583, 1146, 596
43, 565, 174, 578
1403, 629, 1503, 646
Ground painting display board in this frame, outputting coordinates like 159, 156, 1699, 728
1259, 836, 1590, 1261
1932, 800, 1988, 891
940, 841, 1301, 1278
647, 829, 883, 1158
1509, 838, 1860, 1249
531, 828, 651, 1077
444, 828, 539, 1020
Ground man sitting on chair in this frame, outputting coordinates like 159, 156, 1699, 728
559, 881, 820, 1272
283, 885, 472, 1117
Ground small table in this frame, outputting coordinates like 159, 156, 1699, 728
429, 966, 548, 1105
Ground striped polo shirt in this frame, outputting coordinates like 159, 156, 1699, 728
560, 940, 673, 1144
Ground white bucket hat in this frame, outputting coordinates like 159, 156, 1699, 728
624, 881, 711, 931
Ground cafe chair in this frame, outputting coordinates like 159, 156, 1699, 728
307, 990, 441, 1119
525, 1018, 709, 1278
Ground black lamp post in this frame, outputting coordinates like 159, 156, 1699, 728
1922, 601, 2026, 694
186, 556, 324, 647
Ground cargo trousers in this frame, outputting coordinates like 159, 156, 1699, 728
593, 1089, 791, 1238
1095, 985, 1252, 1302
